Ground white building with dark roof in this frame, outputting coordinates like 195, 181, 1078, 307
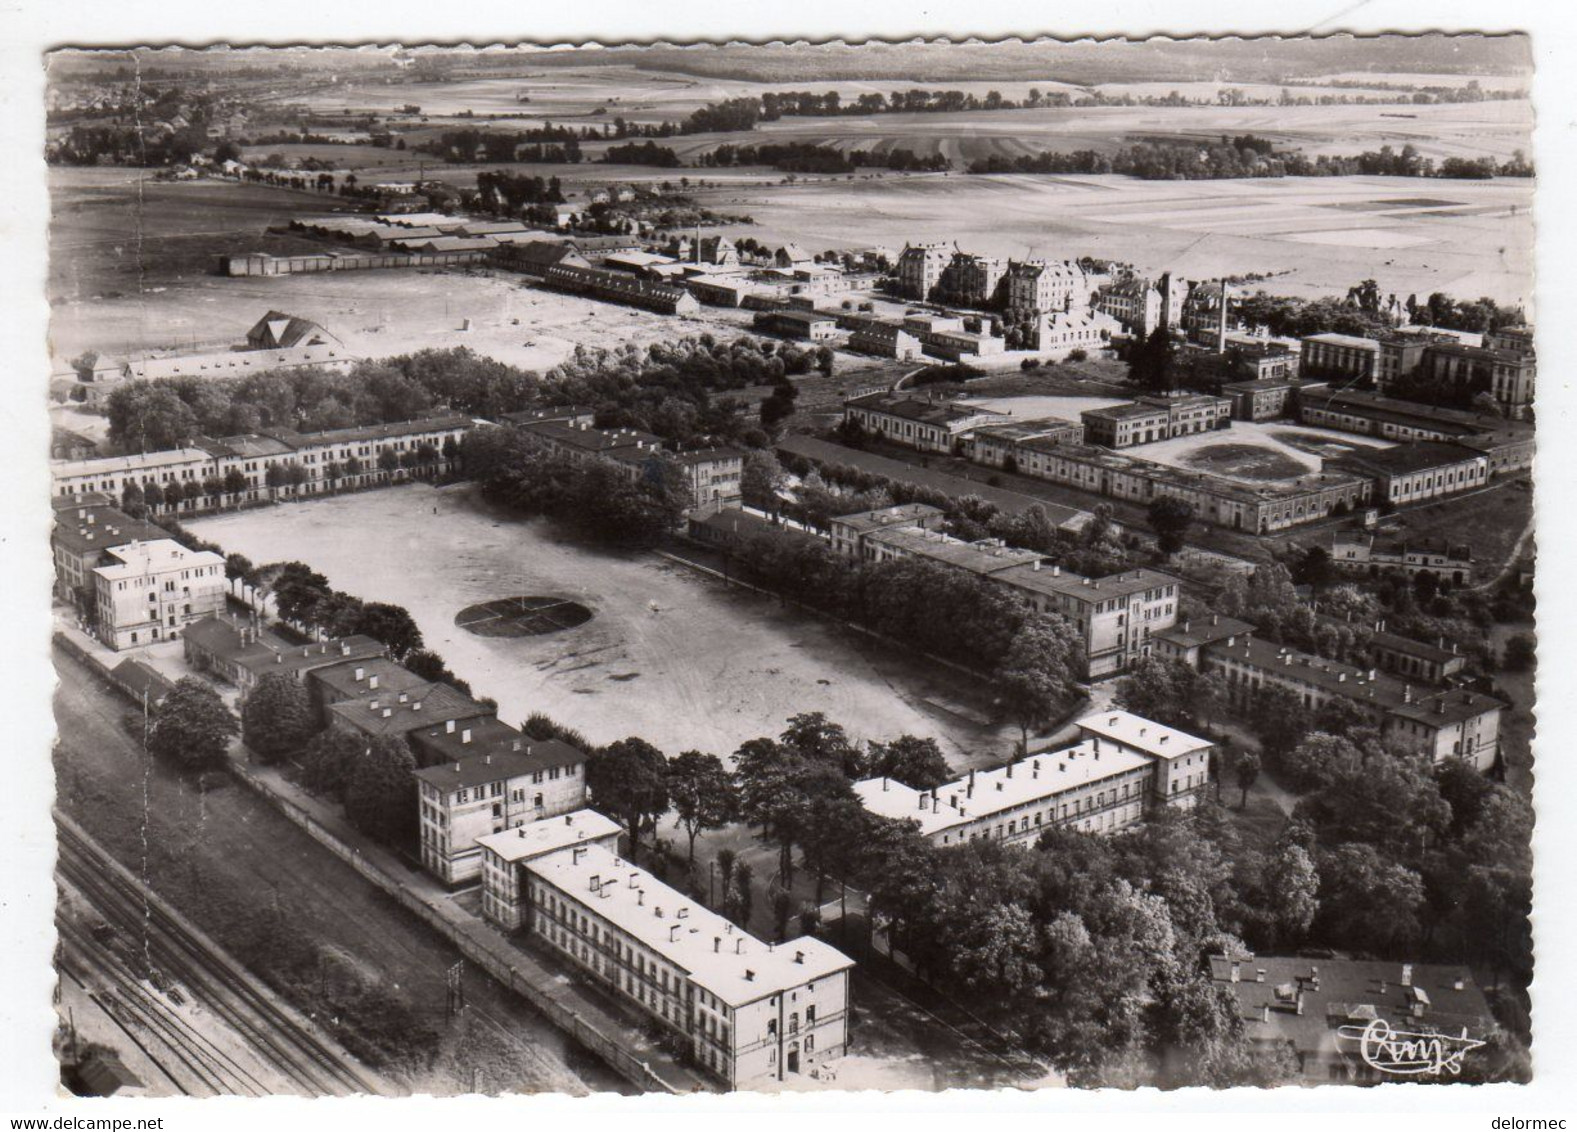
480, 812, 855, 1088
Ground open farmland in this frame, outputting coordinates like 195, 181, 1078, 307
689, 172, 1534, 307
640, 98, 1530, 166
187, 483, 1018, 763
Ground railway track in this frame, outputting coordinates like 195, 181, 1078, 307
55, 812, 386, 1097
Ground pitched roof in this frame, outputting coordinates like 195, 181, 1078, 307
51, 506, 168, 556
413, 737, 587, 789
246, 310, 333, 349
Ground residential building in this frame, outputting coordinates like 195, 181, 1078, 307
1300, 332, 1381, 382
1209, 953, 1495, 1085
1005, 259, 1088, 315
853, 710, 1213, 846
1094, 275, 1182, 336
480, 814, 855, 1088
827, 503, 947, 557
1333, 442, 1489, 506
752, 310, 837, 342
936, 252, 1006, 308
52, 504, 168, 603
91, 539, 227, 650
841, 392, 1008, 455
510, 419, 663, 466
415, 736, 589, 884
181, 616, 386, 703
774, 244, 813, 268
697, 236, 739, 267
304, 655, 430, 722
668, 448, 746, 512
1029, 310, 1120, 354
991, 563, 1180, 678
1181, 280, 1237, 342
51, 448, 216, 502
1199, 635, 1502, 769
895, 243, 951, 300
1373, 332, 1443, 394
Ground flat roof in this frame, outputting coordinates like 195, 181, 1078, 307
477, 808, 622, 863
1075, 710, 1213, 762
525, 842, 853, 1007
93, 539, 225, 581
855, 738, 1152, 836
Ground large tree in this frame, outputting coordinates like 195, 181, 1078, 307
299, 727, 364, 800
148, 677, 238, 770
344, 734, 418, 848
587, 738, 670, 862
866, 735, 953, 790
240, 672, 318, 764
667, 750, 738, 865
1147, 496, 1195, 558
995, 613, 1083, 750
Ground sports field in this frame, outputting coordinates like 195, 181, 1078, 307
186, 483, 1017, 763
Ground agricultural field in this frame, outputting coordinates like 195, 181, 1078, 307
187, 482, 1019, 764
689, 172, 1534, 307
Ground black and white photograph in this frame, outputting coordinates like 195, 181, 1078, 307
8, 5, 1569, 1117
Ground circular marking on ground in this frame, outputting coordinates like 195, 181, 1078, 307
455, 596, 593, 637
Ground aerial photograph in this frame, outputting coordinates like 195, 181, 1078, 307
44, 33, 1535, 1097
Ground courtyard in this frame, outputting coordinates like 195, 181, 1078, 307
186, 482, 1016, 763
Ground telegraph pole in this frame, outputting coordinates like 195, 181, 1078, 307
446, 960, 465, 1018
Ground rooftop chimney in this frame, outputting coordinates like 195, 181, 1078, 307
1402, 964, 1413, 987
382, 708, 392, 718
369, 675, 380, 690
398, 692, 408, 704
735, 938, 745, 955
462, 729, 472, 744
446, 719, 456, 734
355, 667, 365, 681
714, 937, 722, 953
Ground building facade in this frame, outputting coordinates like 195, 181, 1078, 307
895, 243, 951, 300
91, 539, 228, 650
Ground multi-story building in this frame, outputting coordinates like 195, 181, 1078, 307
1373, 332, 1442, 394
1094, 276, 1182, 337
52, 503, 168, 603
1209, 953, 1495, 1085
895, 242, 951, 300
841, 392, 1008, 454
414, 736, 589, 885
990, 563, 1180, 678
1220, 377, 1326, 422
967, 420, 1084, 468
479, 813, 855, 1088
1029, 310, 1120, 355
1485, 325, 1535, 356
91, 539, 228, 650
667, 448, 746, 513
1151, 614, 1256, 669
51, 448, 215, 502
936, 252, 1006, 308
1333, 442, 1489, 507
181, 615, 386, 703
1417, 342, 1536, 420
827, 503, 947, 557
326, 680, 497, 747
853, 710, 1214, 846
1081, 395, 1231, 448
1199, 635, 1502, 770
1081, 402, 1171, 448
899, 315, 1006, 361
478, 809, 624, 930
1005, 259, 1088, 314
304, 655, 431, 723
1300, 333, 1381, 383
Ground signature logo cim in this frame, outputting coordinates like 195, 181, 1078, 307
1336, 1018, 1485, 1077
